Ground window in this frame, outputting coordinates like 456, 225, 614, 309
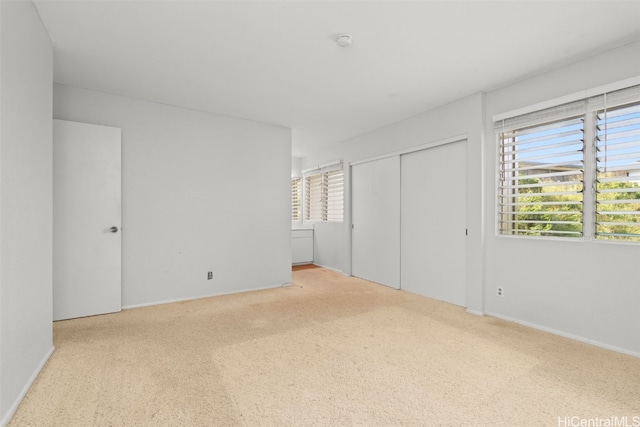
595, 102, 640, 240
325, 170, 344, 222
498, 116, 585, 237
291, 178, 301, 221
497, 84, 640, 242
304, 166, 344, 222
305, 173, 324, 221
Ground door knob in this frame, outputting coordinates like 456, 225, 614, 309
110, 226, 119, 233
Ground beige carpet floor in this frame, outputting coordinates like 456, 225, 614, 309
9, 268, 640, 426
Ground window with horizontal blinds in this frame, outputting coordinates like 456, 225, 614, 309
304, 164, 344, 222
291, 178, 301, 221
305, 173, 323, 221
325, 170, 344, 222
595, 101, 640, 241
496, 83, 640, 242
499, 117, 585, 237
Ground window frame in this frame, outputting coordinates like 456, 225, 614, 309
303, 163, 344, 223
495, 83, 640, 243
497, 116, 586, 239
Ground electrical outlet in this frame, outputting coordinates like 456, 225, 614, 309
497, 287, 504, 297
207, 271, 213, 280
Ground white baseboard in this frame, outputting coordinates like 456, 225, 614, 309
465, 308, 484, 316
122, 283, 289, 310
486, 311, 640, 359
1, 346, 55, 427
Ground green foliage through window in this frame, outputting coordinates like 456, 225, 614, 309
499, 116, 585, 238
510, 178, 583, 237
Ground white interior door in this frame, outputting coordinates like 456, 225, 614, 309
351, 156, 400, 289
401, 140, 467, 306
53, 119, 122, 321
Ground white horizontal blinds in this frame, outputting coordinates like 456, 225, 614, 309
496, 82, 640, 242
291, 178, 301, 221
595, 96, 640, 241
495, 100, 587, 134
498, 115, 585, 237
304, 161, 343, 222
325, 170, 344, 222
305, 173, 323, 221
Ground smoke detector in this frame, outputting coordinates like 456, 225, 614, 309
336, 34, 352, 48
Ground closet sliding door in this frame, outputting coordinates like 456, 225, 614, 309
401, 140, 467, 306
351, 156, 401, 289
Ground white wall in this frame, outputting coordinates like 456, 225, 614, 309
291, 156, 302, 178
484, 41, 640, 356
53, 84, 292, 308
312, 222, 345, 272
0, 2, 54, 424
303, 93, 485, 314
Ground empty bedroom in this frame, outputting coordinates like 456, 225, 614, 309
1, 1, 639, 426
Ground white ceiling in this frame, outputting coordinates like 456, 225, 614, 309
34, 1, 640, 157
